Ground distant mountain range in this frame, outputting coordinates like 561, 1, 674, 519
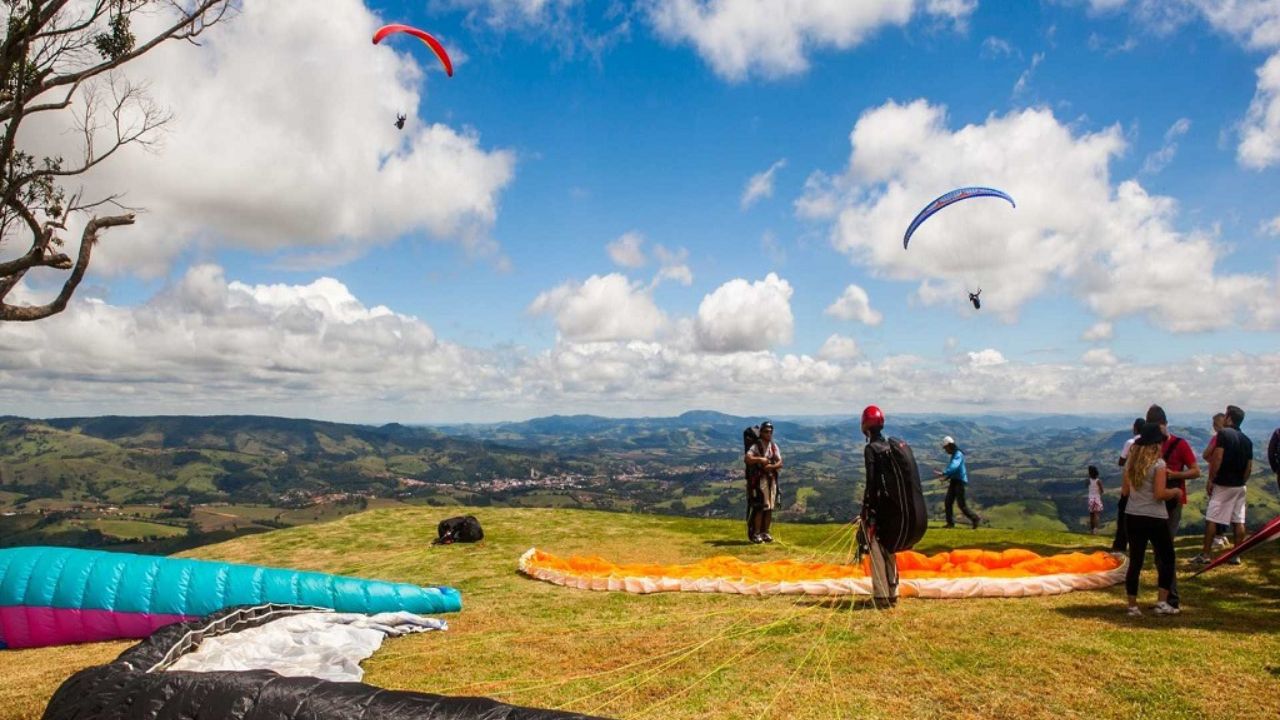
2, 411, 1276, 551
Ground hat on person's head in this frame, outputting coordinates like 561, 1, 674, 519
760, 421, 774, 431
942, 436, 956, 447
1146, 404, 1168, 426
1134, 422, 1165, 447
860, 405, 884, 432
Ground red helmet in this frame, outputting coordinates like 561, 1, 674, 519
860, 405, 884, 432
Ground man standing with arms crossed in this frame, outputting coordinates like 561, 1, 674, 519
745, 421, 783, 544
1194, 405, 1254, 565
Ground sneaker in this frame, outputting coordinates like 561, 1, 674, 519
1227, 557, 1242, 566
1126, 606, 1142, 617
943, 523, 956, 529
749, 535, 763, 544
1189, 553, 1212, 565
1153, 602, 1181, 616
1211, 536, 1229, 551
971, 517, 981, 530
761, 533, 774, 543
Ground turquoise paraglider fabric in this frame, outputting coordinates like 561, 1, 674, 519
0, 546, 460, 649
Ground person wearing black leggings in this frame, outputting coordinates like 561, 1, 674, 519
1122, 422, 1182, 616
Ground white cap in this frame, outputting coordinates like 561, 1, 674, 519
942, 436, 955, 446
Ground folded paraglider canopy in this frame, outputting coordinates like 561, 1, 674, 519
43, 605, 604, 720
0, 546, 461, 649
519, 547, 1126, 599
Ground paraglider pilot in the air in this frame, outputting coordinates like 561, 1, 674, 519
969, 288, 981, 310
395, 114, 406, 130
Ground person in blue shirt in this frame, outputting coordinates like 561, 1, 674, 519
935, 435, 981, 529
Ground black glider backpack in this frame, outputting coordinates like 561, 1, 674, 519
866, 437, 928, 553
434, 515, 484, 545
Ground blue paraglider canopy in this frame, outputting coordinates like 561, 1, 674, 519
903, 186, 1016, 250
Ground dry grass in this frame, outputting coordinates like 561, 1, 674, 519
2, 506, 1278, 720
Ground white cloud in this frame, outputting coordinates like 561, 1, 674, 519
818, 334, 862, 362
529, 273, 668, 341
653, 245, 695, 286
825, 284, 884, 326
19, 0, 515, 278
7, 271, 1280, 421
1093, 1, 1280, 168
1240, 52, 1280, 169
1141, 117, 1191, 174
1013, 52, 1045, 95
741, 159, 787, 209
981, 36, 1016, 58
1262, 215, 1280, 236
646, 0, 973, 82
1082, 348, 1120, 366
800, 99, 1276, 330
966, 349, 1008, 367
430, 0, 632, 58
1082, 321, 1114, 341
694, 273, 794, 352
607, 231, 648, 268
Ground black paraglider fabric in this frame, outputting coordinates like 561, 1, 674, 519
42, 605, 605, 720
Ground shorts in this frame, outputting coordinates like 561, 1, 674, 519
1088, 497, 1103, 513
1206, 485, 1247, 526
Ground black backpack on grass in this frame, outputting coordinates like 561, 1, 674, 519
434, 515, 483, 545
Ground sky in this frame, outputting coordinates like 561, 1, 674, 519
3, 0, 1280, 423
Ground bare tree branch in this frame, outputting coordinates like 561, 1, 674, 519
0, 211, 134, 321
0, 0, 233, 322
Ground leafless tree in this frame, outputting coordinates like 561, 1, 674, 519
0, 0, 232, 321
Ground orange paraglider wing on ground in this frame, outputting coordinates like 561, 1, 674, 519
519, 547, 1125, 599
373, 24, 454, 77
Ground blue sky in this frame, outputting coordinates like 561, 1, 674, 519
5, 0, 1280, 422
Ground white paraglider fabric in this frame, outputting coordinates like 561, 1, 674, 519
166, 611, 446, 682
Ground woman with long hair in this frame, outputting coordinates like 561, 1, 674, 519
1122, 422, 1183, 616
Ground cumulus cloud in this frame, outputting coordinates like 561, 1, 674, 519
653, 245, 695, 286
1141, 117, 1191, 174
818, 334, 862, 362
741, 159, 787, 209
607, 231, 648, 268
825, 284, 884, 325
799, 99, 1276, 330
966, 349, 1008, 367
645, 0, 973, 81
694, 273, 794, 352
7, 271, 1280, 420
529, 273, 668, 342
17, 0, 515, 278
1082, 321, 1114, 341
1082, 347, 1120, 366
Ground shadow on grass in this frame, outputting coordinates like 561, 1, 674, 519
704, 540, 755, 547
1054, 553, 1280, 634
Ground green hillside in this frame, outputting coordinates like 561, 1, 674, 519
2, 507, 1277, 720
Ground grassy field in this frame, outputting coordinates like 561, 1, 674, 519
1, 506, 1277, 720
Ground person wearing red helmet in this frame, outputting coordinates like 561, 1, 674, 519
859, 405, 927, 607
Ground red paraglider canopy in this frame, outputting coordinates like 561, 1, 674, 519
373, 24, 454, 77
1192, 514, 1280, 576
